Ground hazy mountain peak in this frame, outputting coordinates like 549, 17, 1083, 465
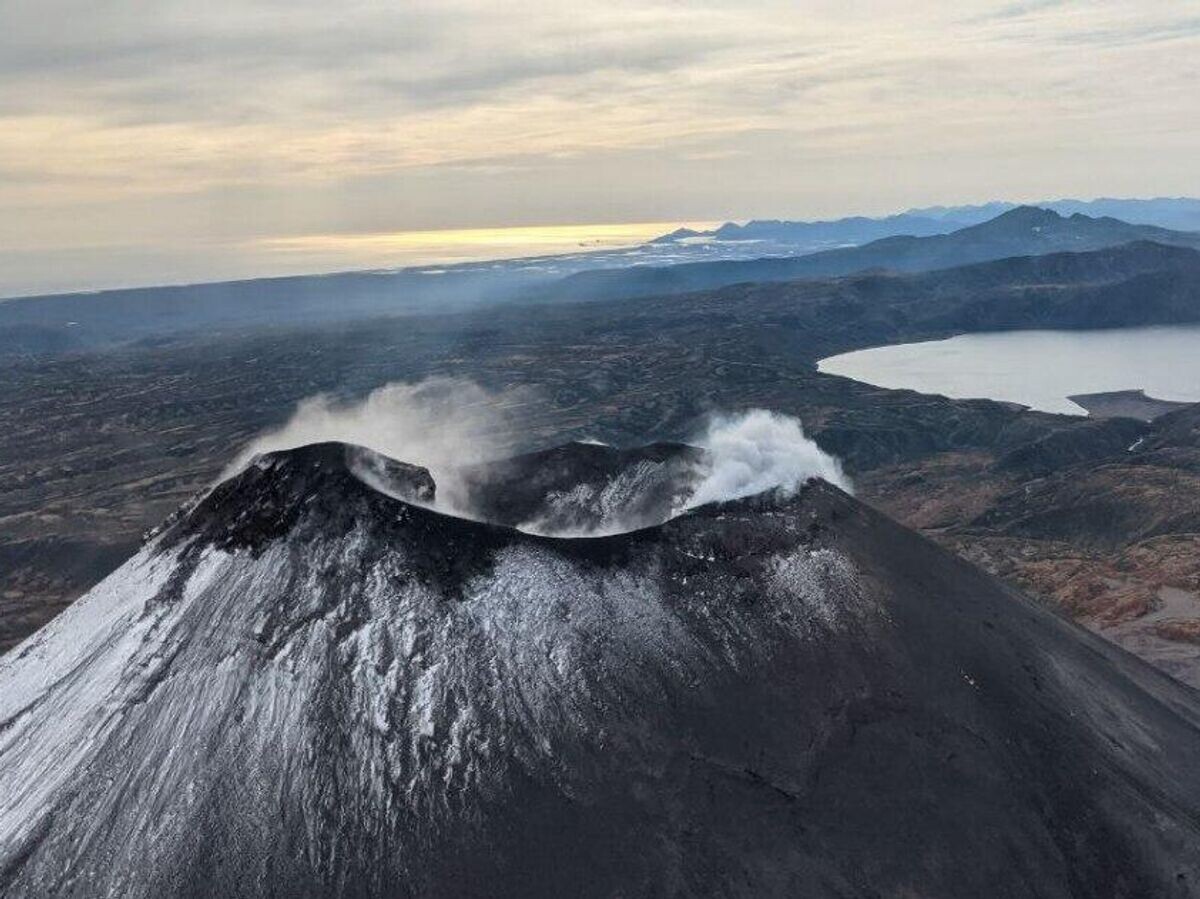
987, 204, 1063, 226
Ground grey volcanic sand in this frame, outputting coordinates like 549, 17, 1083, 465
1067, 389, 1193, 422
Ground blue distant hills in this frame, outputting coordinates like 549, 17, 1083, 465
4, 201, 1200, 358
656, 197, 1200, 250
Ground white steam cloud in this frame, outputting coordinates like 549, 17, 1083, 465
227, 386, 846, 534
684, 409, 850, 509
226, 377, 534, 512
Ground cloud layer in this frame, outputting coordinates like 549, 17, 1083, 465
2, 1, 1199, 294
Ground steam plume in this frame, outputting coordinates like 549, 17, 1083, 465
227, 390, 846, 534
226, 377, 535, 512
684, 409, 850, 509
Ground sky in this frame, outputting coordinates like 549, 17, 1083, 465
2, 0, 1198, 296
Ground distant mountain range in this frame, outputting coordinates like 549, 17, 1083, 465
4, 205, 1200, 357
907, 196, 1200, 231
665, 197, 1200, 246
549, 206, 1200, 302
536, 240, 1200, 399
650, 213, 957, 250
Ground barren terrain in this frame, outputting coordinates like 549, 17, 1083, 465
3, 251, 1200, 685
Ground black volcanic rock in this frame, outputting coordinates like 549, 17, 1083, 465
169, 442, 437, 554
454, 439, 704, 533
344, 443, 437, 504
2, 441, 1200, 897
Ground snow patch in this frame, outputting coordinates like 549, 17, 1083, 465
765, 548, 874, 635
518, 458, 680, 536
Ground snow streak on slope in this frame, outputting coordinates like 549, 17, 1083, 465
0, 459, 874, 897
517, 458, 688, 536
0, 548, 181, 855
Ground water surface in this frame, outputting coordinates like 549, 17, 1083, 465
818, 326, 1200, 415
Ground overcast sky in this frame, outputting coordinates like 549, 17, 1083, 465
2, 0, 1198, 295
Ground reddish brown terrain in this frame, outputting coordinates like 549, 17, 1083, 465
857, 404, 1200, 686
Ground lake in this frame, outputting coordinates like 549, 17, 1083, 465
817, 326, 1200, 415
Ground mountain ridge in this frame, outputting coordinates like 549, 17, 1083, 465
5, 207, 1200, 358
550, 207, 1200, 302
673, 197, 1200, 243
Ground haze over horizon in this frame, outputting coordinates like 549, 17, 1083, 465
3, 0, 1199, 296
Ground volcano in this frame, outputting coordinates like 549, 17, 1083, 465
2, 441, 1200, 898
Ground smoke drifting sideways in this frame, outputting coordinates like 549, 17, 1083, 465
224, 377, 535, 514
683, 409, 851, 509
515, 409, 850, 538
227, 378, 849, 533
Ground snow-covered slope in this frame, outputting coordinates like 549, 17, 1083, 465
2, 442, 1200, 898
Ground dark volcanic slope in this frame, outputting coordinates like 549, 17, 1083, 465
552, 207, 1200, 301
2, 442, 1200, 899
